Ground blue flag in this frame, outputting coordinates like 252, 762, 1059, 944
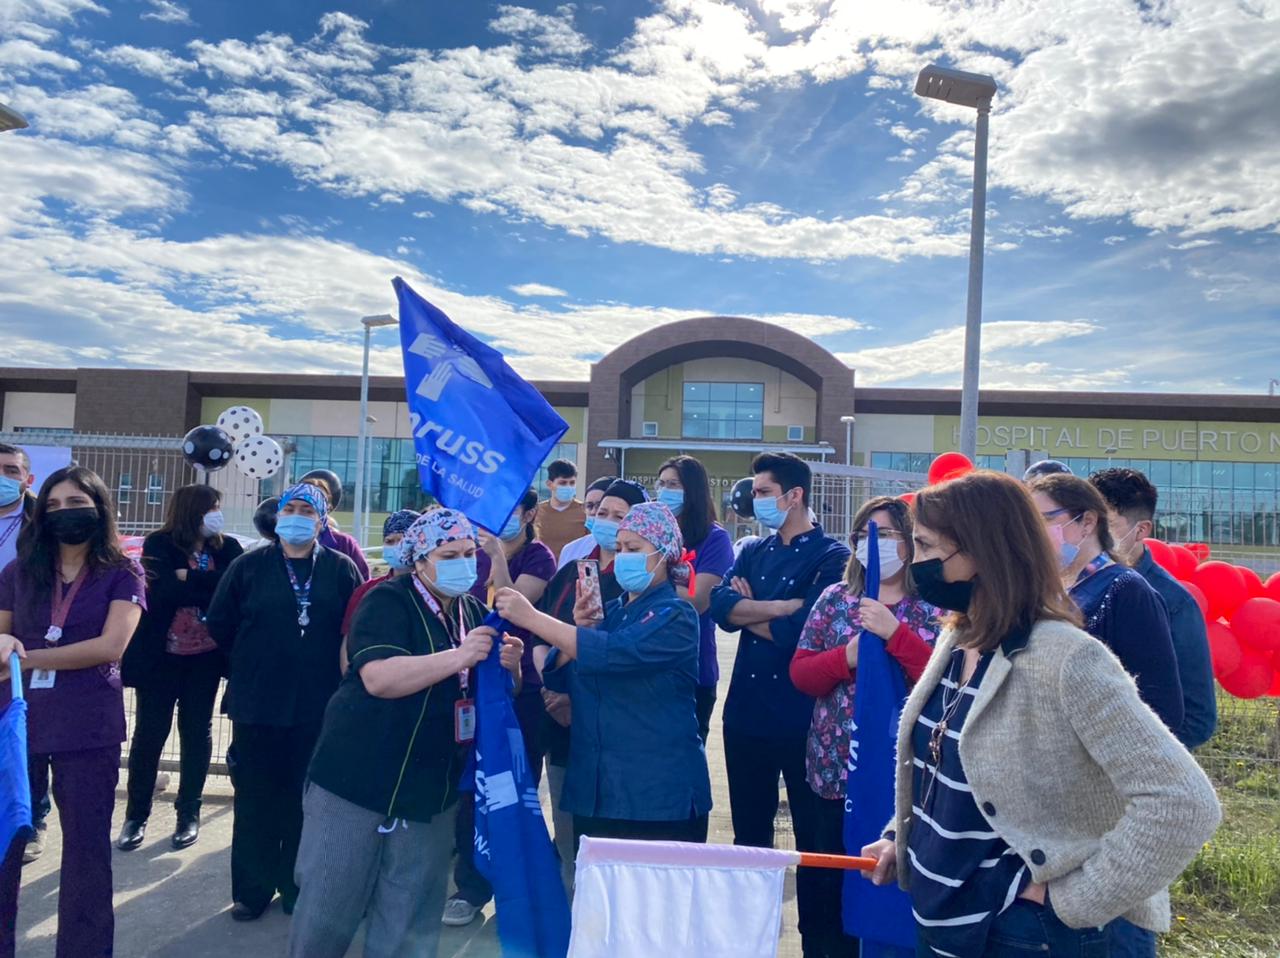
843, 521, 917, 955
394, 278, 569, 533
1, 653, 32, 858
471, 612, 571, 958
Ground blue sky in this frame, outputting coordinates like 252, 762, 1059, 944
1, 0, 1278, 392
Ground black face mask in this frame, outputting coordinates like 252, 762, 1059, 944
45, 507, 101, 546
911, 557, 975, 613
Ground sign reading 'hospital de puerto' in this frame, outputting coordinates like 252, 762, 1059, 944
935, 416, 1280, 462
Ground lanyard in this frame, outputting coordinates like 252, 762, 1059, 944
282, 549, 317, 630
0, 515, 20, 552
1073, 552, 1113, 588
411, 574, 470, 692
46, 564, 89, 644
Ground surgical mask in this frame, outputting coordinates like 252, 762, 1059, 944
385, 546, 410, 571
656, 488, 684, 516
591, 517, 619, 552
0, 476, 23, 507
753, 494, 791, 530
584, 515, 596, 533
46, 507, 99, 546
201, 510, 225, 537
429, 556, 477, 597
856, 536, 904, 579
910, 557, 974, 612
554, 485, 576, 503
614, 550, 658, 593
1046, 516, 1082, 567
276, 514, 319, 546
500, 512, 525, 541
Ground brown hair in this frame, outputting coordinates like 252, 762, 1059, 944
914, 471, 1079, 651
1027, 473, 1114, 554
156, 484, 223, 556
846, 496, 915, 595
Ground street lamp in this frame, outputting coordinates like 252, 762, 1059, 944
0, 104, 28, 133
840, 415, 856, 466
354, 313, 396, 548
361, 415, 378, 547
915, 64, 997, 462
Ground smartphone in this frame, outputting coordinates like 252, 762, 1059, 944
577, 558, 603, 614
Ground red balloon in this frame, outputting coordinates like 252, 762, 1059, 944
1237, 566, 1267, 599
1219, 646, 1275, 699
1167, 545, 1198, 581
1266, 572, 1280, 603
1145, 539, 1176, 575
1186, 543, 1211, 562
1192, 561, 1250, 622
1182, 581, 1209, 619
1230, 598, 1280, 653
927, 452, 975, 485
1268, 670, 1280, 698
898, 492, 916, 506
1207, 621, 1243, 679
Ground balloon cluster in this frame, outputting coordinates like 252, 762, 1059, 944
181, 406, 283, 480
1145, 541, 1280, 700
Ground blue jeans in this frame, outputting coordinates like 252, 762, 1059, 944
1106, 918, 1156, 958
914, 900, 1110, 957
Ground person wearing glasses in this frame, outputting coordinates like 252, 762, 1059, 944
1027, 473, 1183, 734
557, 476, 617, 571
859, 471, 1219, 958
789, 496, 938, 958
654, 456, 734, 743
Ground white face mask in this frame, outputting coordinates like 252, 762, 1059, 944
856, 536, 904, 579
201, 510, 225, 536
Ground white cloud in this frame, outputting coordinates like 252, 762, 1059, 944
490, 4, 590, 57
141, 0, 190, 25
0, 38, 79, 73
99, 44, 195, 82
1168, 239, 1218, 251
509, 283, 569, 298
836, 320, 1125, 388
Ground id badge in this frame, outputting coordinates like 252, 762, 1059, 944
30, 669, 56, 690
454, 699, 476, 744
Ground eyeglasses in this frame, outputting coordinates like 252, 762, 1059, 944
1040, 507, 1082, 525
654, 479, 683, 491
850, 528, 904, 547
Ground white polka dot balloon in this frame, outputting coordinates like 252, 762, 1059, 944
216, 406, 265, 445
234, 435, 284, 480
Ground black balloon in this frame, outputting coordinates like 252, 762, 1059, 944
182, 425, 235, 472
254, 496, 280, 540
300, 469, 344, 510
730, 476, 755, 519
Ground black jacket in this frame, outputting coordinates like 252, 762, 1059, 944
122, 530, 244, 687
206, 543, 361, 728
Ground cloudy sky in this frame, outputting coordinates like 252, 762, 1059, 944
1, 0, 1278, 392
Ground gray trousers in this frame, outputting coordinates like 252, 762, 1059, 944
288, 784, 457, 958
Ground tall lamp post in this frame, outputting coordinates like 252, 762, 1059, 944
354, 313, 396, 548
0, 104, 28, 133
915, 65, 997, 462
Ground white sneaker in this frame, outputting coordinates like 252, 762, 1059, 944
441, 897, 481, 926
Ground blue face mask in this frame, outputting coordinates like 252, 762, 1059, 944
0, 476, 23, 507
584, 515, 596, 533
430, 556, 478, 597
753, 494, 791, 530
656, 488, 684, 516
614, 550, 658, 594
276, 514, 318, 546
385, 544, 410, 571
591, 517, 619, 552
500, 513, 525, 541
554, 485, 576, 503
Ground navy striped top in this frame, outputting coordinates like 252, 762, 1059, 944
907, 647, 1029, 957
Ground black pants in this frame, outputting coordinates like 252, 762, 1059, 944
230, 721, 320, 912
125, 652, 224, 821
572, 812, 709, 857
695, 685, 717, 745
724, 729, 824, 956
452, 686, 546, 907
812, 795, 860, 957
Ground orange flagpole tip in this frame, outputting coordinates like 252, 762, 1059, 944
797, 852, 877, 871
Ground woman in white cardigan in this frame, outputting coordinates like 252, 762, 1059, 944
860, 470, 1220, 958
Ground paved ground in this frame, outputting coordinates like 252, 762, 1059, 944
15, 635, 805, 957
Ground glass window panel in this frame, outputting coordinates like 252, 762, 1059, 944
890, 453, 909, 472
871, 453, 891, 469
294, 436, 314, 458
1210, 463, 1231, 488
684, 418, 708, 438
683, 382, 707, 401
735, 420, 762, 440
1233, 462, 1255, 490
707, 400, 737, 419
707, 419, 733, 439
706, 382, 735, 401
737, 383, 763, 401
1170, 460, 1191, 487
1148, 460, 1171, 488
1192, 462, 1213, 488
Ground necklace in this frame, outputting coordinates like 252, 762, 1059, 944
922, 650, 978, 809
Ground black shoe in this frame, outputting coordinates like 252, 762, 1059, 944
116, 819, 146, 852
231, 902, 267, 922
172, 814, 200, 849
